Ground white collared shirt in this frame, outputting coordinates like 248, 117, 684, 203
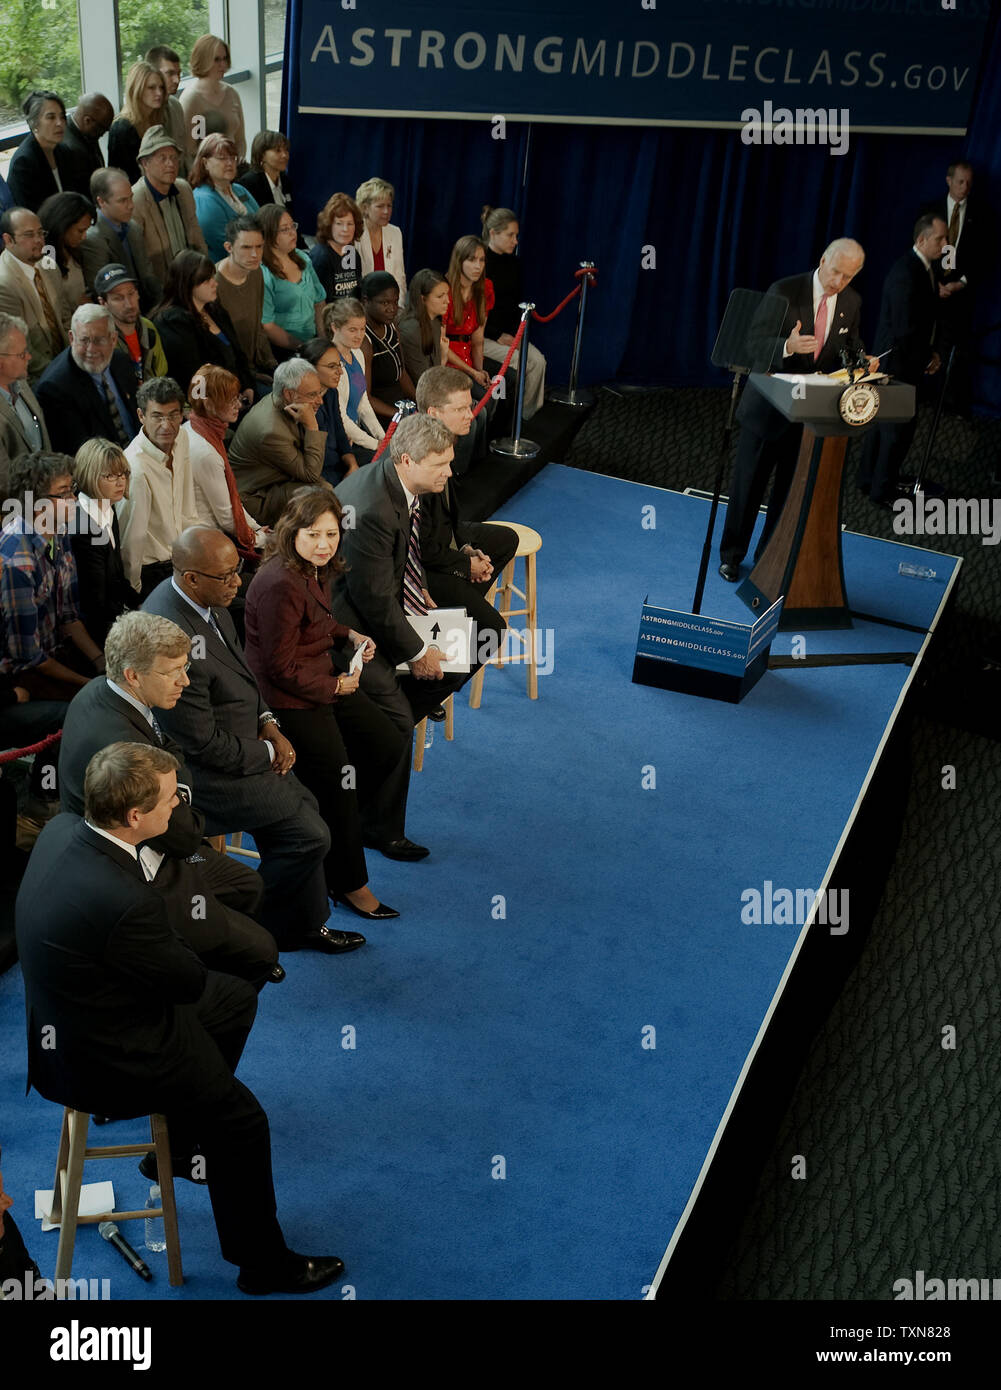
86, 820, 165, 881
119, 428, 200, 590
78, 492, 116, 547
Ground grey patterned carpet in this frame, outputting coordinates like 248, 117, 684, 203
565, 386, 1001, 1300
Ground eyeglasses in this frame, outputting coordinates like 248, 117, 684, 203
152, 661, 191, 676
44, 486, 77, 500
280, 222, 298, 233
99, 471, 128, 481
296, 389, 324, 403
0, 349, 30, 360
187, 558, 244, 582
75, 335, 113, 348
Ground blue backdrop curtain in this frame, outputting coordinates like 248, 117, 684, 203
282, 0, 1001, 410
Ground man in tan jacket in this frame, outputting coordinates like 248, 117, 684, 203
0, 209, 68, 382
229, 358, 331, 525
130, 126, 207, 286
0, 312, 50, 494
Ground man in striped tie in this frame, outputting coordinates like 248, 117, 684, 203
332, 413, 467, 861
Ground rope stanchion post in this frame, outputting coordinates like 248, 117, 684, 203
547, 261, 596, 408
490, 303, 540, 460
371, 399, 417, 464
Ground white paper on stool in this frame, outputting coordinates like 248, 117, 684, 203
35, 1181, 115, 1231
397, 608, 473, 673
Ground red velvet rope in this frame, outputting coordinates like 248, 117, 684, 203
471, 318, 526, 419
531, 266, 598, 324
0, 729, 62, 767
371, 414, 399, 464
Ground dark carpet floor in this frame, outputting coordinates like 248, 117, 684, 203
565, 386, 1001, 1301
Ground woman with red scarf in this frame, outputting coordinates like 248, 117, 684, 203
183, 364, 270, 562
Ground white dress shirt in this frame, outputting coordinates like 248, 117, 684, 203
86, 819, 164, 880
119, 427, 200, 591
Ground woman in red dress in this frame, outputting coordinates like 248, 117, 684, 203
443, 235, 496, 407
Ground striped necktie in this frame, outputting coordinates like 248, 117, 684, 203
947, 200, 962, 251
33, 266, 62, 353
402, 500, 428, 616
149, 710, 164, 744
101, 371, 132, 448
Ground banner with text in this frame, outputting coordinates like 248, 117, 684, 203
298, 0, 990, 132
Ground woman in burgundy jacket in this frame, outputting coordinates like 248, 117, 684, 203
243, 485, 406, 919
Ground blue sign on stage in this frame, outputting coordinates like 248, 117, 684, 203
297, 0, 989, 133
633, 597, 784, 702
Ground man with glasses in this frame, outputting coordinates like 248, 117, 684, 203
0, 311, 50, 494
121, 376, 200, 598
229, 356, 332, 525
142, 526, 362, 955
0, 207, 68, 381
0, 450, 104, 702
57, 611, 281, 989
131, 126, 206, 286
35, 302, 140, 456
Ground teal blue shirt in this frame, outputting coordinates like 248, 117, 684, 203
261, 258, 327, 343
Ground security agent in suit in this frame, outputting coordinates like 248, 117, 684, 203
34, 303, 140, 456
719, 238, 875, 580
142, 526, 365, 954
857, 215, 946, 506
15, 742, 346, 1296
332, 414, 469, 861
57, 611, 281, 988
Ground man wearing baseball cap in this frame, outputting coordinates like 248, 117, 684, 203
95, 263, 168, 387
130, 125, 206, 286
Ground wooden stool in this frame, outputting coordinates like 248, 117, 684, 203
469, 522, 542, 707
222, 832, 260, 862
47, 1109, 183, 1286
413, 693, 454, 772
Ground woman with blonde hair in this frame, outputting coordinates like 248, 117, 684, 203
70, 438, 138, 645
108, 62, 168, 185
480, 205, 546, 419
354, 177, 407, 301
180, 34, 247, 163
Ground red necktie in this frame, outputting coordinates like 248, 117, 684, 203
813, 296, 829, 361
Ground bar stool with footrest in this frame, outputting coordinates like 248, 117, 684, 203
468, 522, 543, 706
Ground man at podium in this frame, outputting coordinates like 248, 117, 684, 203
719, 238, 876, 581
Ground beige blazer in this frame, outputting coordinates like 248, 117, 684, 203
0, 378, 51, 496
131, 178, 208, 285
0, 250, 69, 380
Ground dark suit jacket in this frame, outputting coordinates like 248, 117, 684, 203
34, 347, 140, 456
238, 169, 308, 250
141, 578, 314, 835
56, 674, 208, 856
332, 456, 425, 666
59, 118, 105, 198
922, 196, 991, 289
6, 134, 76, 212
69, 504, 139, 646
79, 214, 161, 311
0, 379, 50, 496
874, 250, 939, 384
14, 813, 207, 1114
738, 271, 863, 439
421, 482, 480, 581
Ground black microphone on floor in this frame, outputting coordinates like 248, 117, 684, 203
99, 1220, 152, 1281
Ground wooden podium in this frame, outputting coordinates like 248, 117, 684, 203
736, 375, 916, 630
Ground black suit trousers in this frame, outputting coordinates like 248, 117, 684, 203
720, 418, 802, 566
160, 852, 276, 990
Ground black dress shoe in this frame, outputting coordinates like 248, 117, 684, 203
237, 1253, 345, 1296
718, 562, 740, 583
284, 925, 366, 953
367, 837, 430, 862
334, 895, 400, 920
426, 705, 447, 722
139, 1150, 207, 1185
268, 963, 286, 983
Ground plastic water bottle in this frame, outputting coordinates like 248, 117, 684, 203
898, 560, 937, 580
144, 1185, 166, 1253
424, 719, 434, 750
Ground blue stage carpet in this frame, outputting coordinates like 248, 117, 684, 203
0, 465, 958, 1301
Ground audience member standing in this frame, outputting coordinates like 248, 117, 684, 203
81, 168, 161, 310
152, 248, 255, 402
310, 194, 363, 302
191, 135, 259, 261
215, 215, 277, 384
131, 126, 207, 285
481, 206, 546, 420
355, 178, 407, 302
60, 94, 114, 197
109, 62, 168, 186
36, 192, 94, 334
0, 207, 68, 381
121, 376, 201, 596
239, 132, 307, 249
6, 92, 73, 212
258, 204, 326, 356
181, 35, 247, 164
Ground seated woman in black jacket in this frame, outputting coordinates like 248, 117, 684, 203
6, 91, 74, 211
151, 249, 255, 403
70, 437, 140, 646
239, 130, 308, 250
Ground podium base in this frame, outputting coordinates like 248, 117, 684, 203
547, 386, 594, 407
738, 577, 853, 631
490, 436, 540, 459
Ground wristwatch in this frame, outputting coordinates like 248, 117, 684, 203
258, 712, 281, 730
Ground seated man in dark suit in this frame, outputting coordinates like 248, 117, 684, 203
416, 367, 519, 661
34, 303, 140, 456
857, 215, 946, 507
142, 526, 363, 953
718, 237, 876, 580
57, 610, 280, 988
80, 168, 161, 312
15, 741, 346, 1295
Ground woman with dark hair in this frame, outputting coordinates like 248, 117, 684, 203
240, 130, 307, 249
108, 62, 168, 185
299, 337, 359, 482
183, 363, 268, 555
359, 271, 415, 420
244, 485, 405, 920
258, 203, 327, 353
151, 248, 255, 401
6, 91, 73, 211
36, 191, 94, 332
309, 193, 364, 302
398, 268, 450, 385
70, 437, 139, 646
180, 33, 247, 163
481, 205, 546, 419
444, 234, 495, 394
190, 133, 259, 261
